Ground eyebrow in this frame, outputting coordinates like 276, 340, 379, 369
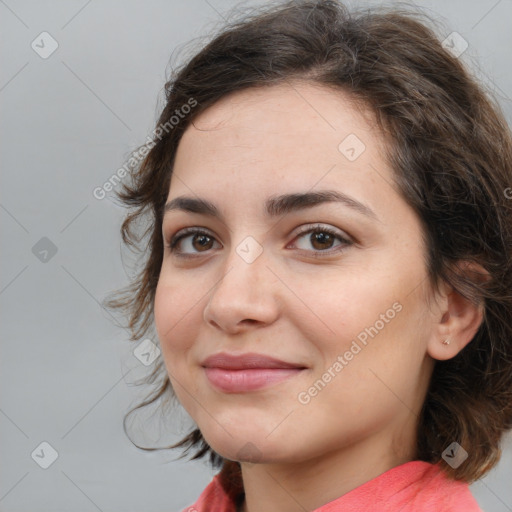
163, 190, 377, 222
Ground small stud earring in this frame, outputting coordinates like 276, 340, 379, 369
442, 338, 451, 345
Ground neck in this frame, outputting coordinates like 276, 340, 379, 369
239, 422, 417, 512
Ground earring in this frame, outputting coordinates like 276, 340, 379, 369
442, 338, 451, 345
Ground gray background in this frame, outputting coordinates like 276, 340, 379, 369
1, 0, 511, 511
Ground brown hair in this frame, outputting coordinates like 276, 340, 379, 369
105, 0, 512, 489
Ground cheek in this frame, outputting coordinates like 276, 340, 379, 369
154, 280, 204, 404
154, 279, 199, 360
292, 260, 429, 384
290, 268, 402, 347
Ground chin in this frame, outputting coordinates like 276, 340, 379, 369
200, 429, 300, 465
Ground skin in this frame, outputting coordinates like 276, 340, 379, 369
154, 82, 484, 512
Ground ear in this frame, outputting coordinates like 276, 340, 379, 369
426, 262, 488, 361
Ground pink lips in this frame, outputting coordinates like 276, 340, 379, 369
201, 352, 306, 393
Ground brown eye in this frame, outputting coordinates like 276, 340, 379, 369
310, 231, 336, 250
292, 225, 351, 256
191, 233, 214, 251
167, 229, 220, 257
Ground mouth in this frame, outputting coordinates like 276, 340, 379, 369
201, 352, 307, 393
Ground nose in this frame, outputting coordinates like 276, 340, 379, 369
203, 242, 281, 334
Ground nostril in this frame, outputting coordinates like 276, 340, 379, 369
241, 319, 259, 325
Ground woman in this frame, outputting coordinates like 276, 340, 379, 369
105, 1, 512, 510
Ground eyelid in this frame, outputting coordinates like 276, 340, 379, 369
167, 226, 219, 251
291, 223, 353, 244
165, 223, 353, 258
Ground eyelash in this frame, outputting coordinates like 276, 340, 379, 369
165, 224, 353, 260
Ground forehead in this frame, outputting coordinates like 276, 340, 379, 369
176, 83, 385, 172
168, 82, 398, 219
186, 82, 379, 143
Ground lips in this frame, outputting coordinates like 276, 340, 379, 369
201, 352, 306, 370
201, 352, 307, 393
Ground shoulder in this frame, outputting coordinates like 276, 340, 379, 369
315, 460, 483, 512
374, 461, 484, 512
180, 474, 237, 512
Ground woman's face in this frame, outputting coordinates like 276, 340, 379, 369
154, 82, 438, 466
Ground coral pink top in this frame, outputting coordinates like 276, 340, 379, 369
181, 460, 483, 512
